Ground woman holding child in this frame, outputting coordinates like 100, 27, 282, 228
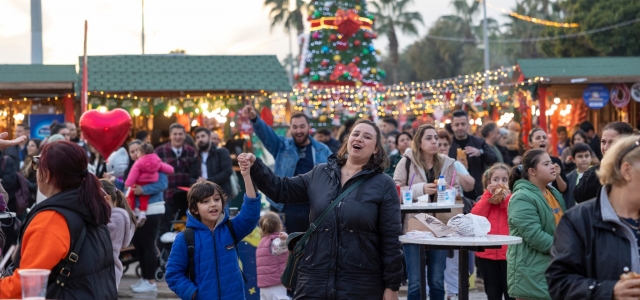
245, 119, 404, 300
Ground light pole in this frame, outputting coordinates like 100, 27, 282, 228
482, 0, 489, 88
142, 0, 145, 54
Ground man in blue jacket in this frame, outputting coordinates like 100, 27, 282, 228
242, 104, 332, 234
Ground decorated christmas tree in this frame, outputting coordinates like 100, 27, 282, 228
298, 0, 385, 86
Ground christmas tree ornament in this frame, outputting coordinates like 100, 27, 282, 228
353, 40, 361, 47
335, 9, 362, 37
372, 33, 377, 39
312, 74, 320, 81
321, 46, 330, 53
321, 60, 329, 67
355, 5, 361, 10
333, 54, 341, 62
329, 34, 337, 41
362, 49, 370, 55
304, 67, 311, 74
368, 45, 375, 52
363, 32, 371, 39
313, 11, 321, 19
379, 70, 386, 78
353, 56, 361, 63
370, 68, 377, 74
375, 49, 381, 54
313, 32, 321, 39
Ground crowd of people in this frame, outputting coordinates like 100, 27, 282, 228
0, 106, 640, 300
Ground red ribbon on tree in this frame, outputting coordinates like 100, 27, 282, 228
330, 62, 363, 81
335, 9, 362, 37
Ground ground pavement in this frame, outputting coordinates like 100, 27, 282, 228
117, 262, 489, 300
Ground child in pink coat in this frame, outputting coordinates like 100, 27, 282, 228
125, 143, 174, 225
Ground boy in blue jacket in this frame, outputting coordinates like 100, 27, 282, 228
166, 153, 260, 300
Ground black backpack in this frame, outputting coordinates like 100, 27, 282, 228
183, 219, 246, 282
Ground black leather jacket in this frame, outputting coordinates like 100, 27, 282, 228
547, 187, 636, 300
249, 156, 404, 300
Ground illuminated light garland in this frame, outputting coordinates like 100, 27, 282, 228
484, 2, 578, 28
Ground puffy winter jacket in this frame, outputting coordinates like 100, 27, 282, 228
249, 156, 404, 300
166, 193, 261, 300
546, 187, 639, 300
125, 153, 174, 186
507, 179, 566, 300
471, 190, 510, 260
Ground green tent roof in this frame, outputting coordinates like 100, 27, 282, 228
0, 64, 77, 83
518, 57, 640, 83
78, 55, 291, 93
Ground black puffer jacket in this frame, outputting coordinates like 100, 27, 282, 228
546, 187, 636, 300
13, 188, 117, 299
573, 165, 600, 204
250, 156, 404, 300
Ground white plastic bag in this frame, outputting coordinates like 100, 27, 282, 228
447, 213, 492, 237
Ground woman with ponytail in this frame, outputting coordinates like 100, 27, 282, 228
0, 141, 117, 299
101, 179, 137, 288
506, 149, 566, 300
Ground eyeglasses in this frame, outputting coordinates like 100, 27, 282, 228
32, 155, 41, 171
617, 138, 640, 167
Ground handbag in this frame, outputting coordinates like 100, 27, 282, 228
280, 174, 372, 288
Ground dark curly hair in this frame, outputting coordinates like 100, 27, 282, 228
335, 119, 389, 173
187, 181, 227, 221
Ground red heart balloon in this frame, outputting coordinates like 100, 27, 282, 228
80, 108, 132, 159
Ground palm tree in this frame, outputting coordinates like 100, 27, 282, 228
371, 0, 424, 84
264, 0, 307, 76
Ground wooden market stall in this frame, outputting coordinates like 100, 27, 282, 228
517, 57, 640, 155
0, 64, 77, 137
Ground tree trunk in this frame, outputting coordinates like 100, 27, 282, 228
388, 23, 399, 84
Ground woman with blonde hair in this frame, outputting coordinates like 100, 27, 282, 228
394, 124, 460, 300
547, 135, 640, 299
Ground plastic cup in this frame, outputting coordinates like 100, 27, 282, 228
18, 269, 50, 300
401, 187, 413, 206
445, 188, 457, 204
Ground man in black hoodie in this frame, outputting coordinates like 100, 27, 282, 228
447, 110, 497, 199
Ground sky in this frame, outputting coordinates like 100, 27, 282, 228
0, 0, 514, 66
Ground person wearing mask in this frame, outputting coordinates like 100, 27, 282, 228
384, 132, 412, 176
315, 128, 341, 153
506, 149, 566, 300
20, 138, 42, 206
447, 110, 497, 200
4, 124, 29, 167
246, 119, 404, 299
481, 122, 505, 164
155, 123, 196, 235
574, 122, 634, 204
580, 121, 603, 160
0, 141, 116, 299
381, 117, 400, 138
527, 128, 568, 193
547, 135, 640, 299
394, 124, 461, 300
190, 127, 233, 196
242, 104, 331, 234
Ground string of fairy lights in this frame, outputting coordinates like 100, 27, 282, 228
485, 1, 579, 28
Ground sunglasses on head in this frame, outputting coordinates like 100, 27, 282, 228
32, 155, 41, 170
617, 138, 640, 167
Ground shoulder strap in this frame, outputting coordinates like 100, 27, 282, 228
55, 226, 87, 287
183, 228, 196, 281
405, 158, 411, 184
293, 174, 371, 252
225, 219, 238, 245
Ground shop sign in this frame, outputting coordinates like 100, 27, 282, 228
30, 114, 65, 139
583, 84, 609, 109
610, 84, 630, 108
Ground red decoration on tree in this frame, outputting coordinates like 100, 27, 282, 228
329, 34, 337, 41
321, 60, 329, 67
260, 107, 274, 126
372, 33, 377, 39
444, 89, 453, 101
304, 67, 311, 74
363, 32, 371, 39
294, 74, 300, 81
335, 9, 362, 37
330, 62, 362, 80
353, 40, 361, 47
353, 56, 361, 63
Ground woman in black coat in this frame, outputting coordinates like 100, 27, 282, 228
547, 135, 640, 299
245, 119, 403, 300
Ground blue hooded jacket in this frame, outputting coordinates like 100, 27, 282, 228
166, 193, 261, 300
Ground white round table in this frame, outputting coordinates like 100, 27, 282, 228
399, 234, 522, 300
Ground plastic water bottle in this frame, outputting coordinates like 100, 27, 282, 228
437, 175, 447, 204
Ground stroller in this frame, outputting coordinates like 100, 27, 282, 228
119, 211, 187, 282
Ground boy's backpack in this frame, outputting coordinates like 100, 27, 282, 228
183, 218, 247, 282
1, 156, 30, 214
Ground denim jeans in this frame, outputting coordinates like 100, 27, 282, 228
404, 244, 447, 300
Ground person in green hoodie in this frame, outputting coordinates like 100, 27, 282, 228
506, 149, 566, 300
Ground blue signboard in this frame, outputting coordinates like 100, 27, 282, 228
29, 114, 65, 139
583, 84, 609, 109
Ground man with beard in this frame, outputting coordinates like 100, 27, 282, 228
242, 104, 332, 234
190, 127, 233, 196
447, 110, 497, 200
